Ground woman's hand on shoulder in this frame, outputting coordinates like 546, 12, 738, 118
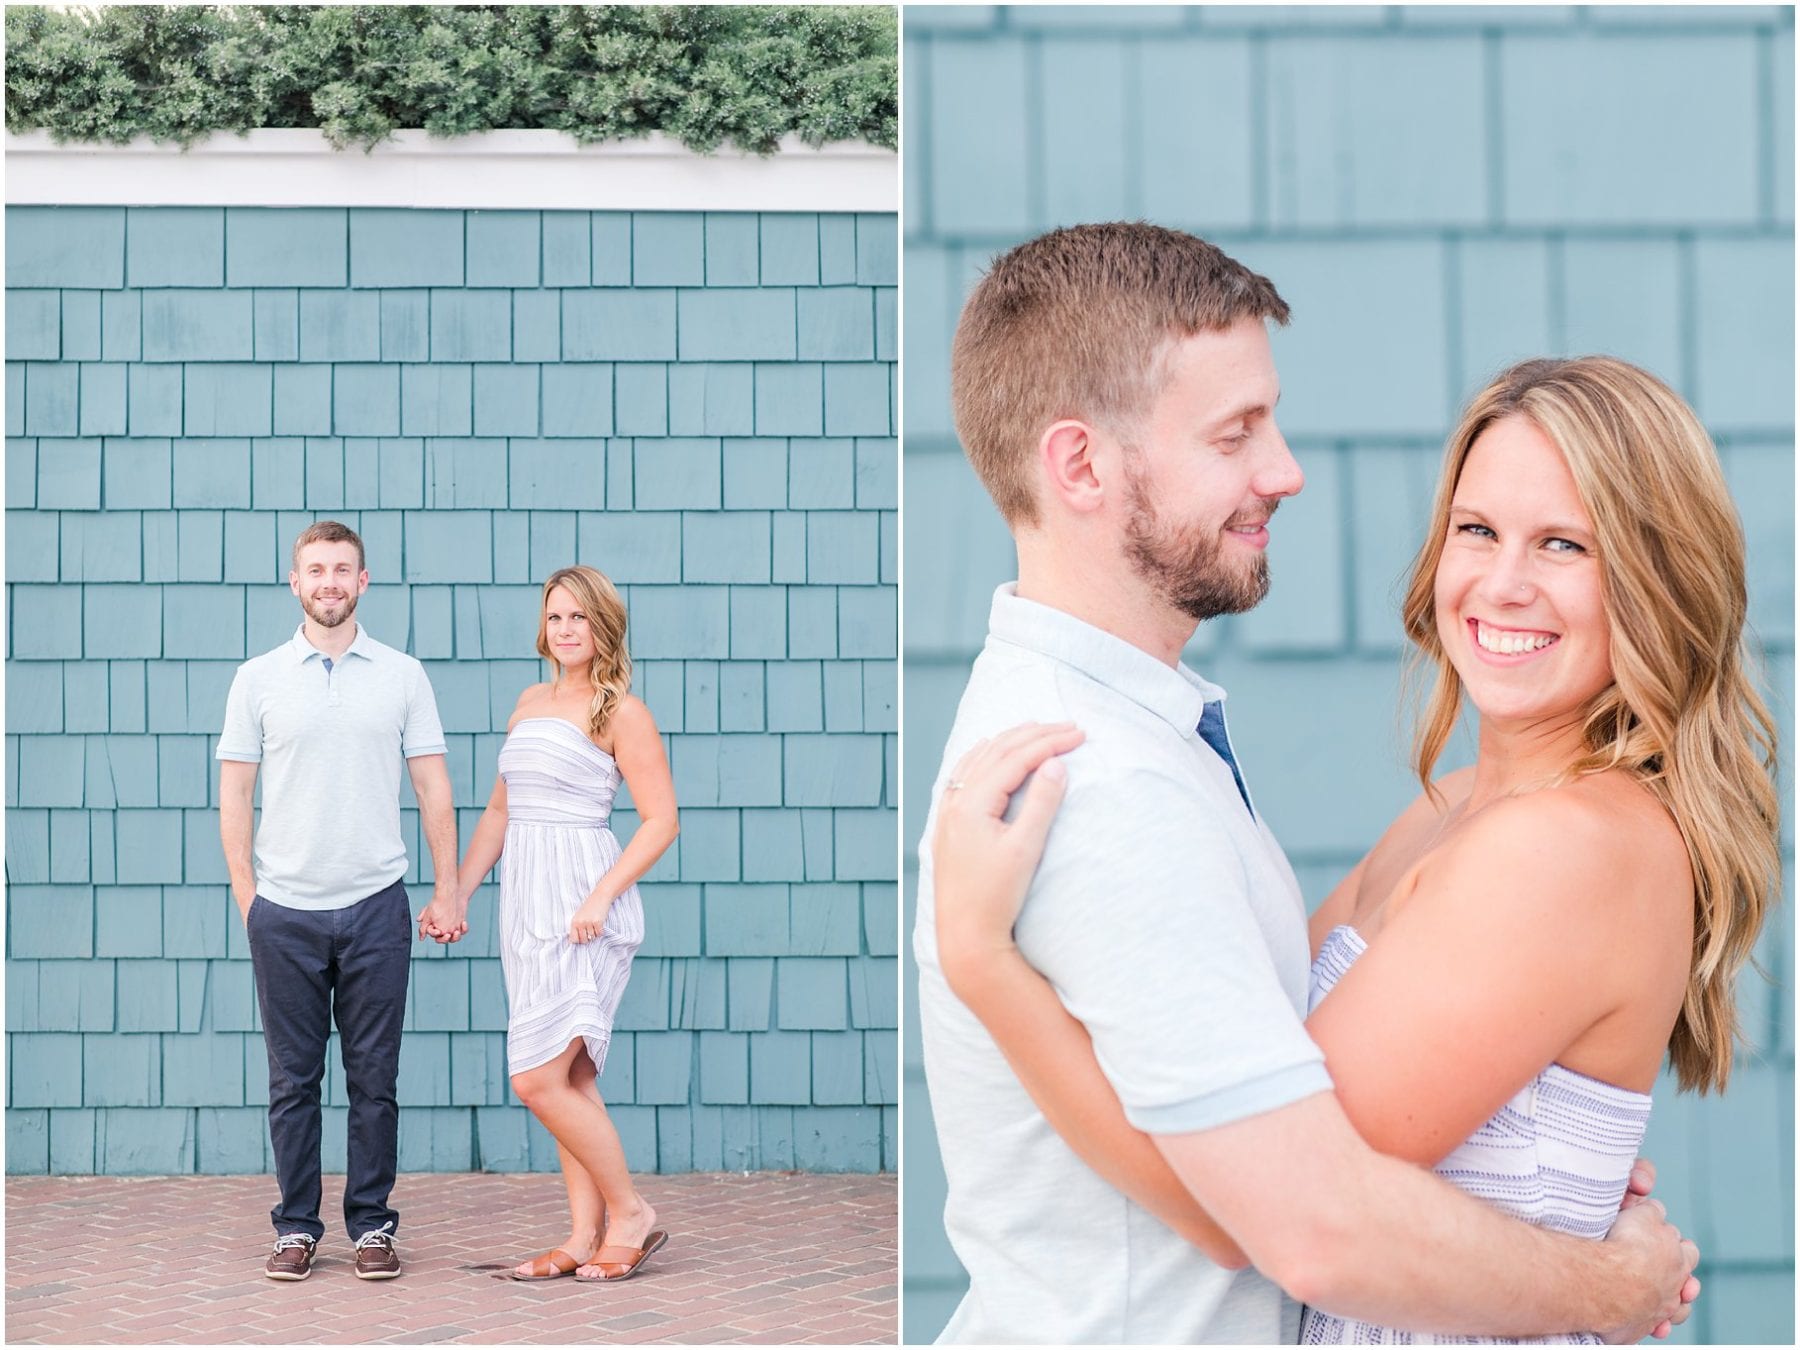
933, 722, 1084, 989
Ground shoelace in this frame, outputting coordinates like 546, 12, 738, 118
355, 1226, 395, 1251
272, 1234, 314, 1253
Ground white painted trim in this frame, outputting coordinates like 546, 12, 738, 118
4, 128, 897, 212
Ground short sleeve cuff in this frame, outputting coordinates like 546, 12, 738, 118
403, 740, 448, 759
215, 747, 263, 763
1126, 1060, 1334, 1136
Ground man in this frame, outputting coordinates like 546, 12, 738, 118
913, 224, 1698, 1343
218, 521, 463, 1281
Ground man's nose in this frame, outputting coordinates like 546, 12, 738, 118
1256, 424, 1304, 500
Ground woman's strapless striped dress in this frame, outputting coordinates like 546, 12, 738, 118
496, 717, 644, 1075
1299, 925, 1653, 1346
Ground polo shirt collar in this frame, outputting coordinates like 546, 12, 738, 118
985, 583, 1219, 735
290, 622, 376, 664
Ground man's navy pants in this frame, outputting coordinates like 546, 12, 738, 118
247, 879, 411, 1242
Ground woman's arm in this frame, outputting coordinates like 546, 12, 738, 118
949, 948, 1249, 1265
1303, 791, 1651, 1165
423, 685, 550, 941
568, 696, 678, 944
453, 773, 509, 905
932, 725, 1246, 1267
419, 772, 505, 942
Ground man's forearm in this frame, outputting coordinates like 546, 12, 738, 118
407, 758, 461, 894
418, 792, 459, 892
219, 797, 256, 918
1163, 1094, 1677, 1341
1286, 1141, 1646, 1336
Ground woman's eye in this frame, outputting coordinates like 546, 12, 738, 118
1454, 522, 1495, 539
1545, 536, 1586, 555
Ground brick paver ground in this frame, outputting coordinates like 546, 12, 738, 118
6, 1172, 895, 1344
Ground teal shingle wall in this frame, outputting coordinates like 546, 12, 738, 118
6, 205, 898, 1177
903, 6, 1792, 1343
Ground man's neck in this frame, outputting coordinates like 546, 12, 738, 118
1014, 533, 1197, 668
304, 618, 358, 660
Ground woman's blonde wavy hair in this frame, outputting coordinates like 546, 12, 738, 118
538, 565, 632, 740
1400, 356, 1780, 1094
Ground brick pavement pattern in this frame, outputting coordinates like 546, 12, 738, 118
6, 1171, 895, 1344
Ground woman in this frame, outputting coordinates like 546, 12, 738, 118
932, 357, 1778, 1342
435, 564, 678, 1283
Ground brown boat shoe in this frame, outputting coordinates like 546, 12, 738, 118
265, 1233, 317, 1281
353, 1224, 401, 1280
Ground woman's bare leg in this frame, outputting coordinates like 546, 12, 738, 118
511, 1038, 655, 1276
557, 1050, 609, 1249
511, 1045, 610, 1277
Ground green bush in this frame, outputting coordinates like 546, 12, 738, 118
5, 5, 896, 152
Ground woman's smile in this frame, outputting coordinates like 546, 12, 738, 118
1467, 618, 1560, 661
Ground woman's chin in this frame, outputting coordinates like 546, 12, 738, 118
1463, 686, 1580, 728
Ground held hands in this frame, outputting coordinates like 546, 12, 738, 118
932, 722, 1085, 978
417, 886, 470, 944
568, 892, 614, 945
1596, 1159, 1701, 1345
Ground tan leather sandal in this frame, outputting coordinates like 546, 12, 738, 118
576, 1231, 669, 1282
508, 1247, 582, 1281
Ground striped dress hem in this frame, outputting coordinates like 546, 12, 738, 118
506, 981, 622, 1075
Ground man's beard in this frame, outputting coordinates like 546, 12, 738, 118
1122, 450, 1273, 622
302, 590, 358, 628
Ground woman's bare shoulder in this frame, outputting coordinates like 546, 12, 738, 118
1373, 765, 1475, 847
1430, 763, 1478, 803
1441, 772, 1689, 929
506, 682, 554, 729
1485, 772, 1679, 854
605, 695, 660, 745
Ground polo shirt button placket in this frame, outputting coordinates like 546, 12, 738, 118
323, 656, 338, 707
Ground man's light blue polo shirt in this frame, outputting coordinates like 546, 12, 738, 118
217, 624, 447, 911
914, 584, 1332, 1344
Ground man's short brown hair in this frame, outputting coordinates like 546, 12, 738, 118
950, 223, 1290, 524
291, 519, 366, 572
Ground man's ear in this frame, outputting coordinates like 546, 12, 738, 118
1038, 419, 1107, 516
